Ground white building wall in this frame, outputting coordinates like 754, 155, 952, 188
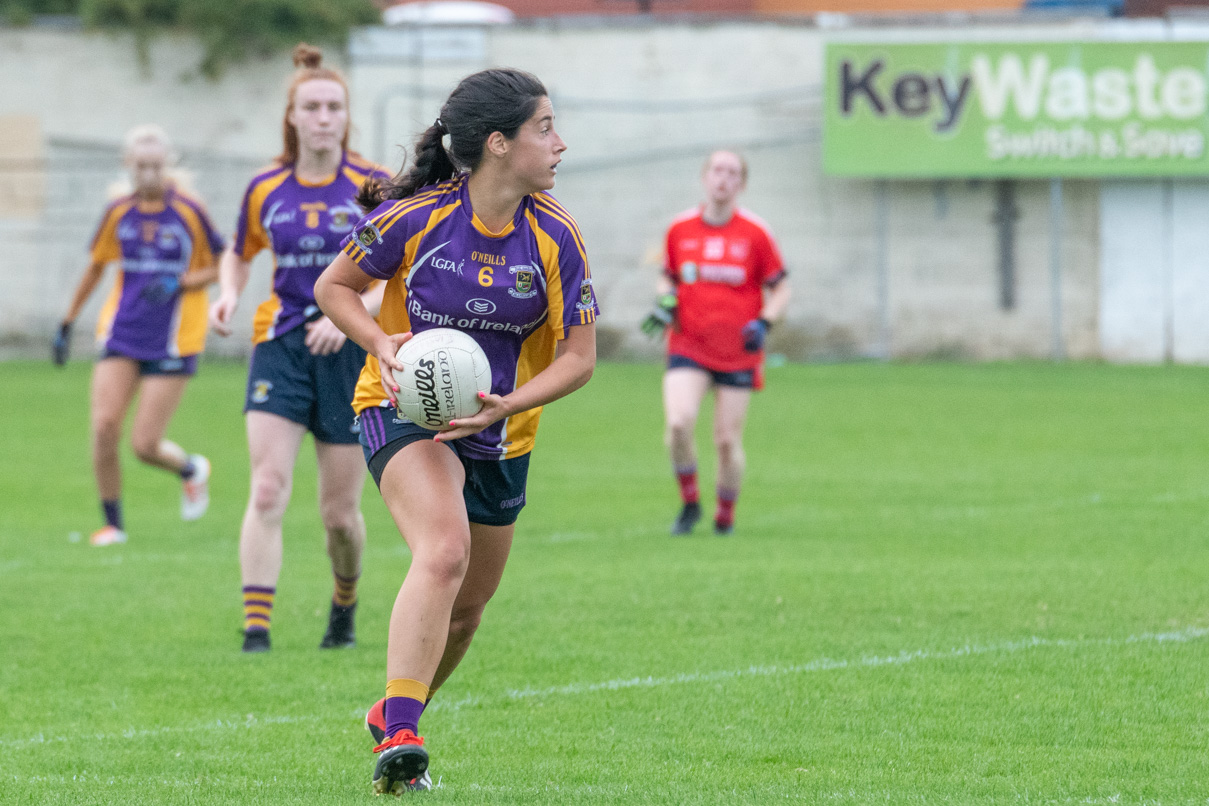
1099, 180, 1209, 365
1099, 181, 1169, 363
1170, 182, 1209, 364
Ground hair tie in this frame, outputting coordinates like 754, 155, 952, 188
434, 118, 448, 136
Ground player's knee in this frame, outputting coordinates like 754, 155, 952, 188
415, 537, 471, 587
92, 416, 122, 448
715, 433, 742, 460
322, 507, 363, 544
249, 471, 290, 519
130, 434, 160, 464
447, 605, 484, 645
665, 419, 694, 446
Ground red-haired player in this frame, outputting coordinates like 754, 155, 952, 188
642, 150, 791, 535
209, 44, 387, 653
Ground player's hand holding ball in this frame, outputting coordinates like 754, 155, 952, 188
374, 331, 414, 408
640, 292, 678, 338
435, 390, 510, 443
52, 321, 72, 366
742, 317, 770, 352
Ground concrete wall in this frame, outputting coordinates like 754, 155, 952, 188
0, 18, 1200, 363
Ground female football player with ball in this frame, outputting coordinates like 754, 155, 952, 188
55, 124, 224, 547
208, 44, 387, 653
642, 151, 791, 536
315, 68, 598, 793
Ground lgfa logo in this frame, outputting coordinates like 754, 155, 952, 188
838, 51, 1208, 133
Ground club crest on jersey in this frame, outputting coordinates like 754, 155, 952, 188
680, 261, 698, 284
356, 222, 383, 254
576, 279, 595, 310
507, 265, 537, 299
329, 210, 351, 231
251, 380, 273, 404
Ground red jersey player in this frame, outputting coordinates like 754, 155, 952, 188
642, 150, 791, 535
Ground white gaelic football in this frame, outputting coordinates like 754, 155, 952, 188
392, 328, 492, 430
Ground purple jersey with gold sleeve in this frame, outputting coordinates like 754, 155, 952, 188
234, 152, 387, 344
90, 186, 224, 360
341, 174, 599, 461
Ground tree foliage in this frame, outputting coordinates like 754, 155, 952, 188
1, 0, 380, 77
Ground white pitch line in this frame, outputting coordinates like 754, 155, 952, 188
3, 626, 1207, 750
432, 625, 1209, 712
0, 714, 329, 750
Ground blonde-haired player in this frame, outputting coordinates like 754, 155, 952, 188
56, 124, 224, 546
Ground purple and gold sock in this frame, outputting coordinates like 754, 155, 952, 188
243, 585, 275, 634
101, 499, 123, 530
384, 678, 430, 738
333, 572, 359, 607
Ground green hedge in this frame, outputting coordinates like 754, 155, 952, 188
2, 0, 379, 76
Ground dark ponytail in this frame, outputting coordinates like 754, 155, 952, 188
358, 68, 547, 212
357, 123, 455, 212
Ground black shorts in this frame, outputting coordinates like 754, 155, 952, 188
98, 348, 198, 377
244, 325, 365, 444
667, 354, 756, 389
357, 405, 530, 527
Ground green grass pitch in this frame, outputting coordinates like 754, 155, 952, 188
2, 359, 1209, 804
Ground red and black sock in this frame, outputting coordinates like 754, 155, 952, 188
716, 487, 739, 529
674, 464, 699, 505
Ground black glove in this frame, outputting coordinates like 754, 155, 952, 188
640, 293, 678, 338
741, 317, 770, 352
52, 321, 72, 366
140, 274, 181, 305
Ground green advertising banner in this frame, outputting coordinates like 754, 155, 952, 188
824, 41, 1209, 177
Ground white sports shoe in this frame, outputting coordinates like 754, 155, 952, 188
90, 525, 127, 546
181, 454, 211, 521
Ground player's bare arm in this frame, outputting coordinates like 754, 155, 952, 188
180, 262, 219, 292
761, 275, 792, 324
63, 259, 109, 325
208, 246, 251, 336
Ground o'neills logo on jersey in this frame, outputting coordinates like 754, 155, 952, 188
471, 251, 506, 266
412, 353, 457, 428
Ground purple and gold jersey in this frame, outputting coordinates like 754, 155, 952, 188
90, 187, 224, 360
234, 152, 387, 344
341, 174, 599, 461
